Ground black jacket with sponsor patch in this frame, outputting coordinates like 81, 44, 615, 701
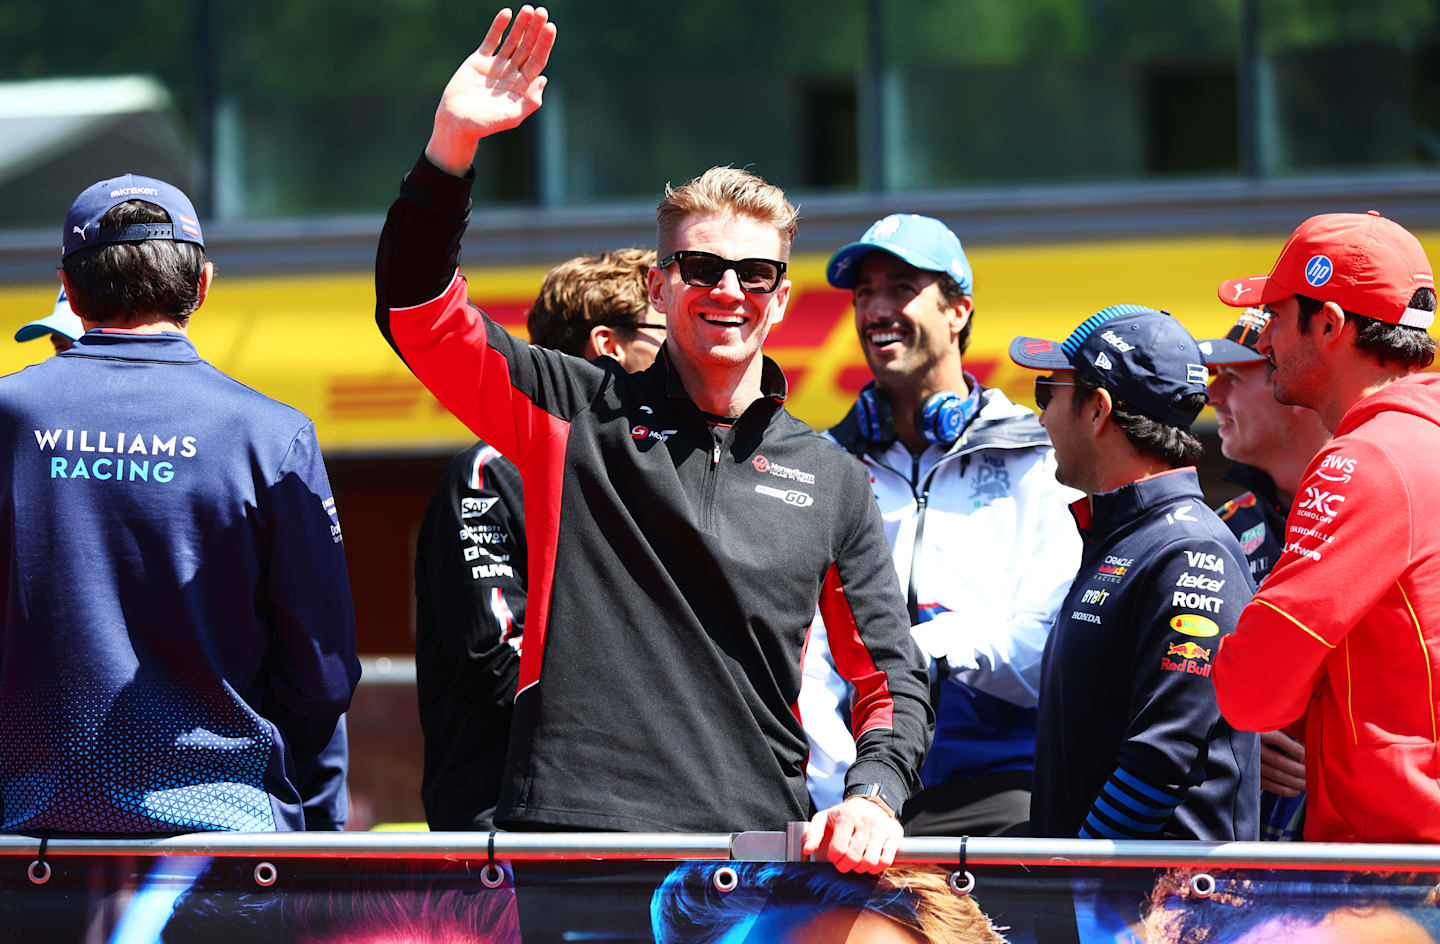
1032, 468, 1260, 840
415, 441, 526, 830
1215, 463, 1288, 585
376, 154, 931, 832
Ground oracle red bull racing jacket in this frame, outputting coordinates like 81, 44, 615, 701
376, 154, 931, 832
1032, 468, 1260, 840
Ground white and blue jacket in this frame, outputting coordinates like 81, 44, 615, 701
802, 384, 1082, 809
0, 331, 360, 834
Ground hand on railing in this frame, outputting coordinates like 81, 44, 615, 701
801, 797, 903, 874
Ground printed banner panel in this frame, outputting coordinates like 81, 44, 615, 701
1, 854, 1437, 944
14, 230, 1438, 452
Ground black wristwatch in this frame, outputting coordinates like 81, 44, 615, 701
844, 782, 900, 818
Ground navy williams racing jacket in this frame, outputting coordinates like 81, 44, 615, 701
376, 154, 931, 832
0, 331, 359, 833
1032, 468, 1260, 840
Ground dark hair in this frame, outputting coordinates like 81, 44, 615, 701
1295, 289, 1437, 370
1143, 868, 1440, 944
1072, 371, 1205, 467
526, 248, 656, 357
650, 862, 1004, 944
61, 200, 207, 326
937, 272, 974, 355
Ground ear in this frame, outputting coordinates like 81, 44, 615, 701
647, 266, 668, 314
948, 294, 974, 339
1090, 386, 1114, 436
1317, 300, 1349, 350
587, 324, 622, 361
195, 260, 215, 311
57, 270, 84, 318
768, 278, 791, 326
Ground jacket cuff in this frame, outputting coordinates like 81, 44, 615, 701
402, 150, 475, 219
843, 759, 909, 813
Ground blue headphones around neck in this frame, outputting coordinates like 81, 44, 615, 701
855, 382, 981, 448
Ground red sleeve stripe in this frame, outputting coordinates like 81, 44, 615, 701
389, 271, 569, 697
818, 563, 894, 735
515, 415, 569, 696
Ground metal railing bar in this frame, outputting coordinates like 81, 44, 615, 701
3, 832, 1440, 870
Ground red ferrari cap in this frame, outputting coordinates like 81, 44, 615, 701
1217, 211, 1435, 329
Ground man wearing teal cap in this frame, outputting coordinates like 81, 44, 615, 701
802, 213, 1081, 837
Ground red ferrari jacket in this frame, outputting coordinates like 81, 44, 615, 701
1215, 373, 1440, 842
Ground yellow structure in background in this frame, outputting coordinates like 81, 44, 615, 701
3, 230, 1435, 451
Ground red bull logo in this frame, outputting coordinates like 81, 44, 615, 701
1167, 641, 1211, 661
1161, 640, 1213, 677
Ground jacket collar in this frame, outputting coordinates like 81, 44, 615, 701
1071, 467, 1204, 543
654, 344, 788, 423
61, 329, 202, 365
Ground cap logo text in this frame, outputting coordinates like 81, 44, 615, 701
1305, 255, 1334, 287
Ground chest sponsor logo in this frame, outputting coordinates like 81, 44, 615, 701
458, 524, 510, 546
1069, 610, 1102, 624
1285, 541, 1323, 561
1175, 571, 1224, 592
753, 454, 816, 485
1297, 486, 1345, 518
1095, 555, 1133, 581
1238, 522, 1265, 554
755, 483, 814, 508
968, 453, 1011, 504
464, 544, 510, 564
1081, 588, 1110, 605
1170, 613, 1219, 637
461, 496, 499, 519
1183, 551, 1225, 573
1172, 591, 1223, 612
1161, 641, 1213, 677
631, 425, 676, 443
1315, 454, 1357, 483
1166, 504, 1198, 525
1218, 492, 1257, 521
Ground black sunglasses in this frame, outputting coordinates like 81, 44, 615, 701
1034, 376, 1081, 411
658, 250, 787, 294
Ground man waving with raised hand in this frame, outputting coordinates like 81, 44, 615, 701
376, 7, 931, 873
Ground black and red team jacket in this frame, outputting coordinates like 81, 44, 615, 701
376, 155, 932, 832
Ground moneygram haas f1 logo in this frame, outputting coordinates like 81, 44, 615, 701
752, 454, 816, 508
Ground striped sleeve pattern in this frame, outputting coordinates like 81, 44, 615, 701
1079, 766, 1184, 839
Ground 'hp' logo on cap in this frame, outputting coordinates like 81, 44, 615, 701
1305, 255, 1334, 287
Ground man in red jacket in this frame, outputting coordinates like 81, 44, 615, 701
1212, 211, 1439, 842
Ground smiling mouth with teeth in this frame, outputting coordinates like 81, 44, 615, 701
703, 315, 745, 327
867, 328, 907, 345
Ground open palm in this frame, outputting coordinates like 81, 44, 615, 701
428, 6, 556, 172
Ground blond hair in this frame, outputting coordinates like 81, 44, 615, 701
655, 166, 799, 258
526, 248, 657, 357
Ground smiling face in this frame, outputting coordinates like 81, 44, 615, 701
648, 211, 790, 380
1209, 360, 1308, 467
852, 252, 968, 396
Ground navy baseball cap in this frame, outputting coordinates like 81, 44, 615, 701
826, 213, 973, 293
15, 287, 84, 343
1009, 304, 1209, 428
62, 174, 204, 260
1198, 307, 1270, 366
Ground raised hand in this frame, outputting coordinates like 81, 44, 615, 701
425, 6, 557, 175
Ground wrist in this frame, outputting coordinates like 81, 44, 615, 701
425, 120, 481, 177
843, 783, 899, 819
